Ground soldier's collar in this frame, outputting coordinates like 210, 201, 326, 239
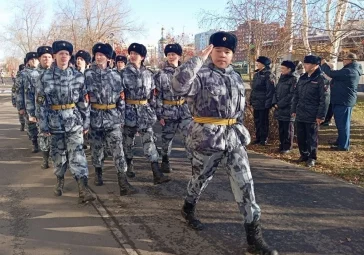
208, 62, 233, 74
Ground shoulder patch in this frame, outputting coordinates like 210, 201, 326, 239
36, 95, 45, 105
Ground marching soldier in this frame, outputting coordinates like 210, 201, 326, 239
115, 55, 127, 74
75, 50, 91, 74
171, 31, 278, 255
75, 50, 91, 150
84, 42, 137, 195
36, 40, 95, 203
154, 43, 192, 173
11, 64, 26, 131
16, 52, 39, 152
121, 42, 170, 184
250, 56, 275, 145
25, 46, 53, 169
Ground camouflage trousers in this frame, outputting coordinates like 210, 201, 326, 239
161, 118, 191, 158
90, 127, 127, 173
24, 113, 38, 141
185, 145, 261, 224
38, 134, 50, 152
18, 113, 25, 125
123, 125, 159, 162
50, 127, 89, 179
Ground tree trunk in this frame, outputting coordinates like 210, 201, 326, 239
301, 0, 311, 54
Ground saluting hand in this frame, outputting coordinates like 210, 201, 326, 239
198, 44, 214, 62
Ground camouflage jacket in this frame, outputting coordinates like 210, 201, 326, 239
121, 63, 157, 129
11, 71, 22, 106
25, 65, 49, 117
85, 64, 125, 130
171, 57, 250, 153
16, 67, 37, 111
36, 66, 90, 134
154, 62, 192, 121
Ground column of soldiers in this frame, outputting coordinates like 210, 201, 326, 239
11, 31, 279, 255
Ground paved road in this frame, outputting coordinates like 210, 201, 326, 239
0, 94, 363, 255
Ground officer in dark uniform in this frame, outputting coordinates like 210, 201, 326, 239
250, 56, 275, 145
272, 60, 297, 153
291, 55, 330, 167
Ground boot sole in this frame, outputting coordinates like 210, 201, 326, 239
126, 173, 136, 178
54, 191, 63, 196
94, 182, 104, 186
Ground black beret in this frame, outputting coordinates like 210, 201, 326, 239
281, 60, 296, 71
52, 40, 73, 55
115, 55, 127, 64
37, 46, 53, 57
19, 64, 25, 71
75, 50, 91, 64
128, 43, 147, 58
304, 55, 321, 65
256, 56, 271, 66
92, 43, 113, 59
25, 52, 38, 63
23, 58, 26, 65
164, 43, 182, 56
209, 31, 237, 53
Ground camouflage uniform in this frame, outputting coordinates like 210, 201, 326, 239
85, 64, 127, 184
155, 62, 192, 171
11, 71, 25, 129
122, 62, 170, 183
36, 64, 91, 198
16, 67, 39, 150
171, 56, 261, 224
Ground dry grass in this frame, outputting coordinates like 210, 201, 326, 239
245, 96, 364, 187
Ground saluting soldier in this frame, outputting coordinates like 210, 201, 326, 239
171, 31, 278, 255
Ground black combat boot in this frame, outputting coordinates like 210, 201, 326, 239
161, 155, 172, 173
181, 200, 204, 231
244, 221, 279, 255
126, 158, 136, 178
117, 172, 138, 196
32, 140, 39, 153
77, 177, 95, 203
20, 123, 25, 131
54, 176, 64, 196
94, 167, 103, 186
41, 151, 50, 169
151, 162, 171, 185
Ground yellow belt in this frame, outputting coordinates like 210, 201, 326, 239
125, 99, 148, 105
163, 99, 185, 106
91, 103, 116, 110
51, 103, 75, 110
193, 116, 237, 125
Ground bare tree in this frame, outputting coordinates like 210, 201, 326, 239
1, 0, 46, 56
301, 0, 312, 54
53, 0, 143, 52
